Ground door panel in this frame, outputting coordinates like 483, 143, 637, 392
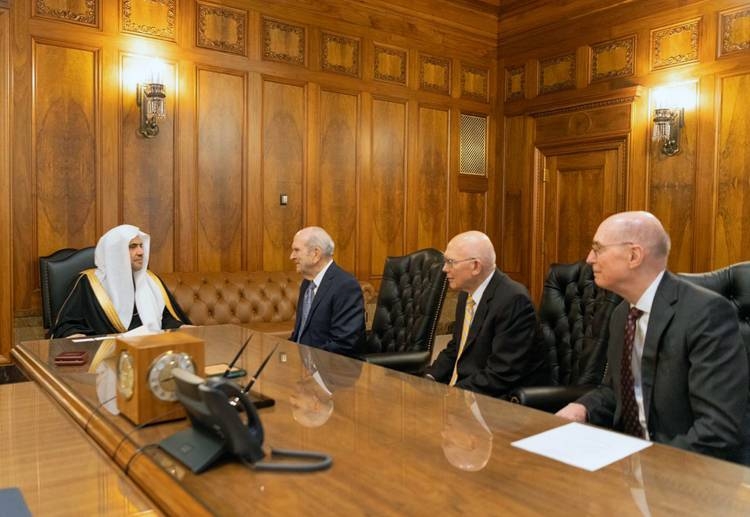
535, 147, 622, 299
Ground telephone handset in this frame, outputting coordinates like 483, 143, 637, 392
160, 368, 331, 474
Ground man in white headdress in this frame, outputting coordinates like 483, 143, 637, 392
50, 224, 190, 338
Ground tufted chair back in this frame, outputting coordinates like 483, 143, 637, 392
39, 247, 96, 330
539, 261, 622, 386
678, 262, 750, 353
162, 271, 300, 325
362, 248, 447, 374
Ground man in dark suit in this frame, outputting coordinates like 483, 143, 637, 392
425, 231, 548, 398
557, 211, 749, 462
289, 226, 365, 357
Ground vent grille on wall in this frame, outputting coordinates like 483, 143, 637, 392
459, 113, 487, 176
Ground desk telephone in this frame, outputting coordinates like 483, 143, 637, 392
160, 368, 331, 473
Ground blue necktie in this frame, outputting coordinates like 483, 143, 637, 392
298, 281, 316, 340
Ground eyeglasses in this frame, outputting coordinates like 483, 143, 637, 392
443, 257, 477, 269
590, 241, 633, 257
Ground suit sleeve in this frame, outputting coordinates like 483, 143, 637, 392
427, 336, 458, 382
455, 292, 541, 395
661, 296, 748, 457
320, 277, 366, 357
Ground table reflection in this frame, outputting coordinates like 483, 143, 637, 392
441, 390, 493, 472
290, 347, 363, 427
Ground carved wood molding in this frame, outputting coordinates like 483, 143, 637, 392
34, 0, 97, 27
196, 1, 247, 56
539, 52, 576, 95
523, 85, 643, 118
262, 17, 306, 66
419, 54, 450, 95
461, 63, 488, 102
651, 18, 700, 70
122, 0, 176, 41
373, 43, 407, 85
719, 6, 750, 57
591, 35, 635, 82
321, 31, 360, 77
505, 64, 524, 102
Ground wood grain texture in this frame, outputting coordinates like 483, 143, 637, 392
0, 382, 157, 514
14, 325, 750, 516
0, 9, 10, 362
412, 106, 448, 251
196, 68, 245, 272
34, 42, 98, 255
121, 56, 177, 274
316, 89, 358, 270
370, 98, 406, 272
715, 72, 750, 267
262, 79, 305, 271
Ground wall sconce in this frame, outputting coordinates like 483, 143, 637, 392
136, 82, 166, 138
652, 107, 683, 156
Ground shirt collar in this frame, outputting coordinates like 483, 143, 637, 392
633, 270, 665, 314
469, 269, 494, 307
312, 259, 334, 288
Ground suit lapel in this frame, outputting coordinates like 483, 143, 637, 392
300, 262, 337, 335
463, 270, 499, 348
640, 273, 677, 418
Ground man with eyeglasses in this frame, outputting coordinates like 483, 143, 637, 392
425, 231, 548, 398
557, 211, 748, 462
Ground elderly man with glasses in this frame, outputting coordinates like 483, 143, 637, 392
557, 211, 748, 463
425, 231, 549, 398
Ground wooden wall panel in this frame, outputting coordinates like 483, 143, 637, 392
456, 192, 485, 233
501, 115, 533, 280
1, 8, 11, 361
196, 68, 245, 272
648, 83, 698, 274
316, 89, 358, 271
262, 79, 305, 271
121, 56, 177, 274
370, 98, 406, 274
34, 42, 98, 257
715, 72, 750, 267
411, 106, 449, 251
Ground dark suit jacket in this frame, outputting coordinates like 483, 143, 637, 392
579, 272, 749, 461
290, 262, 365, 357
427, 269, 549, 398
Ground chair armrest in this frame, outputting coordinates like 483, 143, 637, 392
508, 385, 598, 414
362, 350, 431, 375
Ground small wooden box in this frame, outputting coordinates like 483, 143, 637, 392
115, 331, 205, 426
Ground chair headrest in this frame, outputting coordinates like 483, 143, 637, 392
39, 247, 95, 329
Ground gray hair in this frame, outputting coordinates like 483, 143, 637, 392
302, 226, 335, 258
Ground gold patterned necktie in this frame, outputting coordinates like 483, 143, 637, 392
620, 306, 644, 437
450, 297, 476, 386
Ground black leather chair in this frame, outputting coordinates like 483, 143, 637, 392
39, 247, 95, 331
361, 248, 448, 375
509, 261, 621, 412
679, 262, 750, 465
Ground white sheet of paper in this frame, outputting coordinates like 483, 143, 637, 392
511, 422, 652, 471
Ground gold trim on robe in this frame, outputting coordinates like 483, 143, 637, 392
83, 269, 127, 333
147, 270, 184, 323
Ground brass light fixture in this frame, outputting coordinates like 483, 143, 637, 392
136, 82, 166, 138
652, 107, 683, 157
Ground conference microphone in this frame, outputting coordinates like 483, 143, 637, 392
229, 343, 278, 409
223, 332, 254, 377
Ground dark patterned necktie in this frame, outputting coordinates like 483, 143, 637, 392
298, 281, 316, 340
621, 306, 644, 437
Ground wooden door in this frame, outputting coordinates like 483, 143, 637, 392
532, 145, 624, 300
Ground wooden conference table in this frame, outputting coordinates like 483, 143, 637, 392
12, 325, 750, 516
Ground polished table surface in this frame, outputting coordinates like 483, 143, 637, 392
13, 325, 750, 516
0, 381, 158, 515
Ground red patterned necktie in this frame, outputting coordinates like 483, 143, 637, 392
620, 306, 644, 437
